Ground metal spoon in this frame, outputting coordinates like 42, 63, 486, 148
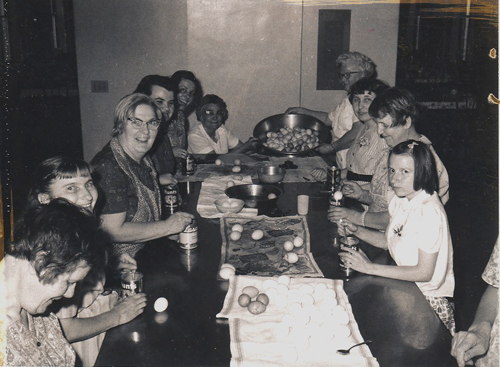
336, 340, 372, 355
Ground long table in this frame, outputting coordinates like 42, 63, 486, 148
95, 178, 457, 367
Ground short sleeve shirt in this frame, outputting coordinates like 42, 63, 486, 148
91, 143, 156, 221
188, 123, 240, 154
327, 96, 357, 169
387, 191, 455, 297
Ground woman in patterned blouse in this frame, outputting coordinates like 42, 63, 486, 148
1, 200, 105, 366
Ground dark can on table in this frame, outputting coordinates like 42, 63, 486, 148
339, 236, 359, 276
163, 184, 179, 214
183, 155, 195, 176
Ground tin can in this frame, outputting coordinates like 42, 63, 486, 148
339, 236, 359, 276
163, 184, 179, 214
179, 220, 198, 249
120, 271, 143, 297
183, 155, 195, 176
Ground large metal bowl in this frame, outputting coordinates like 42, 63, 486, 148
253, 113, 331, 157
225, 184, 283, 208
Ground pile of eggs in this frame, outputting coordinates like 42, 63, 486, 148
264, 127, 320, 153
238, 285, 270, 315
283, 236, 304, 264
220, 199, 242, 209
256, 275, 352, 362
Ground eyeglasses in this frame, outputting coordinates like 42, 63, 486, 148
339, 71, 361, 80
127, 117, 161, 130
203, 110, 226, 118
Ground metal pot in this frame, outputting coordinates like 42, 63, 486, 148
253, 113, 331, 157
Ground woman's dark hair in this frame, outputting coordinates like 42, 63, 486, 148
10, 198, 106, 284
27, 156, 94, 208
390, 140, 438, 195
348, 78, 390, 104
196, 94, 228, 122
133, 74, 175, 96
369, 87, 419, 127
171, 70, 203, 115
112, 93, 162, 137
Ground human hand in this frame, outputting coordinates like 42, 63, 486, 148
243, 137, 258, 152
284, 107, 303, 115
310, 168, 327, 181
159, 173, 178, 186
451, 324, 492, 366
328, 207, 354, 223
172, 146, 188, 159
316, 144, 334, 154
338, 247, 372, 274
164, 211, 195, 236
116, 253, 137, 272
342, 180, 363, 200
337, 218, 358, 236
113, 293, 147, 326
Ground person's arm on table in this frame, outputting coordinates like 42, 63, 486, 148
338, 220, 438, 282
229, 138, 257, 154
59, 293, 147, 343
329, 207, 389, 230
100, 211, 194, 243
451, 285, 498, 366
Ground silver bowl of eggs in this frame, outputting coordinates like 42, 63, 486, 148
253, 113, 331, 157
225, 184, 282, 209
214, 197, 246, 213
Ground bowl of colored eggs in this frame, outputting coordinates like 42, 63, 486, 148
214, 197, 245, 214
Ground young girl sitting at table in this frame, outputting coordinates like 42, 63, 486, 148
187, 94, 256, 154
337, 140, 455, 334
28, 156, 147, 367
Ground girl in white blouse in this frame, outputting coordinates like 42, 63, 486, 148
338, 140, 455, 334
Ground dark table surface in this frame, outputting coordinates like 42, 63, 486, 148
96, 179, 457, 367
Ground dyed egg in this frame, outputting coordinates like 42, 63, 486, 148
251, 229, 264, 240
230, 231, 242, 241
256, 293, 270, 306
247, 301, 266, 315
283, 240, 294, 251
238, 294, 251, 307
293, 236, 304, 247
242, 286, 259, 298
232, 224, 244, 233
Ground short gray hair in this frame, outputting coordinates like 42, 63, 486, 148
336, 52, 377, 79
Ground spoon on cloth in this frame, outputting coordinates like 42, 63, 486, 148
336, 340, 372, 355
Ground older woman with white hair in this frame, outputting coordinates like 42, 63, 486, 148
286, 51, 377, 169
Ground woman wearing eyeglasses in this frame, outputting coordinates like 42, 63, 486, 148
188, 94, 256, 154
91, 93, 194, 258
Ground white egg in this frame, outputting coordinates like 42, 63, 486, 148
301, 294, 315, 307
222, 202, 231, 208
232, 165, 241, 173
283, 240, 294, 251
226, 180, 235, 188
234, 159, 241, 165
333, 191, 343, 201
322, 288, 337, 300
219, 266, 235, 280
276, 283, 289, 293
275, 324, 290, 340
220, 263, 236, 271
314, 283, 328, 295
277, 275, 291, 286
334, 324, 351, 339
282, 314, 297, 326
262, 279, 278, 290
154, 297, 169, 313
232, 174, 243, 181
251, 229, 264, 240
230, 231, 242, 241
230, 201, 240, 208
284, 252, 299, 264
265, 287, 278, 300
287, 302, 302, 314
287, 292, 301, 305
293, 236, 304, 247
274, 293, 289, 308
232, 224, 244, 233
299, 284, 314, 294
215, 159, 222, 166
267, 193, 277, 199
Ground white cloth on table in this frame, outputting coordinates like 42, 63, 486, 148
188, 122, 240, 154
327, 96, 357, 170
196, 175, 258, 218
387, 191, 454, 297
